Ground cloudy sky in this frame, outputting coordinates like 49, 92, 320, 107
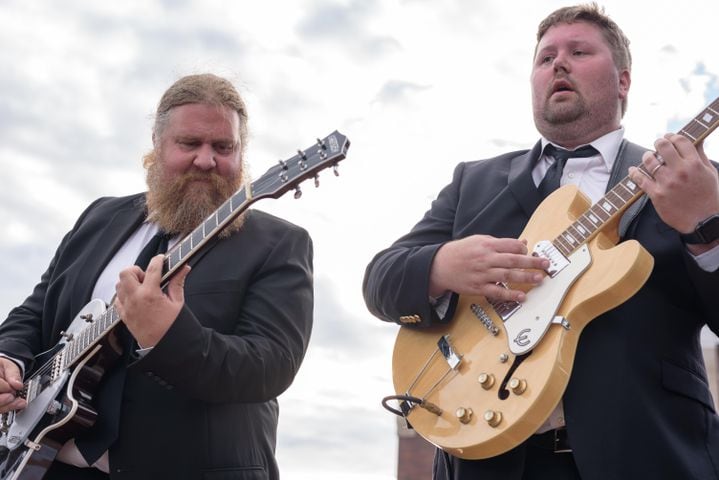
1, 1, 718, 478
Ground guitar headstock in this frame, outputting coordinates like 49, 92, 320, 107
250, 130, 350, 200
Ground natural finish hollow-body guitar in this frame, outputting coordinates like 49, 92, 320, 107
391, 98, 719, 459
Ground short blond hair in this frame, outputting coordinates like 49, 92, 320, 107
153, 73, 248, 150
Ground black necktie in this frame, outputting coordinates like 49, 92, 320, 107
133, 230, 170, 270
75, 229, 170, 465
537, 144, 599, 197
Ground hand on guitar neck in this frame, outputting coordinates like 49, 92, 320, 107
429, 234, 551, 303
114, 255, 192, 349
0, 358, 26, 414
629, 134, 719, 255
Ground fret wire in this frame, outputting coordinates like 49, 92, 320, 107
191, 228, 202, 249
691, 117, 709, 129
563, 231, 580, 247
614, 183, 634, 200
592, 204, 611, 221
605, 191, 625, 209
680, 129, 697, 141
567, 225, 585, 244
555, 235, 572, 254
218, 201, 232, 223
600, 197, 618, 212
578, 215, 596, 235
572, 221, 590, 239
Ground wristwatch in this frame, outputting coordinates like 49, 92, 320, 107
679, 214, 719, 244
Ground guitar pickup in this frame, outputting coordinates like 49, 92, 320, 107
532, 240, 570, 277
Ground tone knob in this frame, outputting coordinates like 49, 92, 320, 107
455, 407, 473, 424
477, 373, 495, 390
509, 378, 527, 395
483, 409, 502, 428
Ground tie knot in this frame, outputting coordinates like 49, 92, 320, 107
544, 144, 599, 162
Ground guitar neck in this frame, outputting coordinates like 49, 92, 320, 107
552, 97, 719, 257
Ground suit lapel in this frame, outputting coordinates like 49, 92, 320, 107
508, 141, 544, 219
610, 140, 650, 238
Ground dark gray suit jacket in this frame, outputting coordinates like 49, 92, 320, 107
0, 193, 314, 480
363, 141, 719, 480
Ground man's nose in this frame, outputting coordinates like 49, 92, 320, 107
193, 144, 216, 170
553, 52, 570, 73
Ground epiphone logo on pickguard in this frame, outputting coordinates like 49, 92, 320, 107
514, 328, 531, 347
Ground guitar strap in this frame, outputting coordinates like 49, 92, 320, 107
608, 140, 649, 238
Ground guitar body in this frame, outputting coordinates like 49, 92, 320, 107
392, 185, 654, 459
0, 300, 120, 480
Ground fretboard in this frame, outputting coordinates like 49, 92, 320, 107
552, 96, 719, 257
56, 130, 348, 371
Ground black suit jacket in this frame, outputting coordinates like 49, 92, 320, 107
0, 193, 314, 480
363, 141, 719, 480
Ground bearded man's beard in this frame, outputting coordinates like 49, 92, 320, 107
144, 150, 247, 238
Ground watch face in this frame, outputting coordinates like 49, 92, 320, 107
700, 215, 719, 243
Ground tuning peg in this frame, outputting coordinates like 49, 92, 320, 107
314, 175, 320, 188
278, 160, 289, 182
316, 138, 326, 149
333, 164, 340, 176
294, 186, 302, 199
297, 149, 307, 160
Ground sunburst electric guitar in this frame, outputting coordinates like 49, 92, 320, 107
0, 131, 350, 480
388, 99, 719, 459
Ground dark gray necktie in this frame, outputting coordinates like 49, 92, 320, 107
75, 230, 170, 465
538, 144, 599, 197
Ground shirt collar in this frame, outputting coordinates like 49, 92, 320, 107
540, 127, 625, 171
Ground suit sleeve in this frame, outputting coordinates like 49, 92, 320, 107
136, 225, 314, 404
363, 162, 466, 328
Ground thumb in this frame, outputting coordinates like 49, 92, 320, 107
166, 265, 191, 303
1, 359, 23, 390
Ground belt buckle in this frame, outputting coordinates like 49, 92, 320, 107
553, 428, 572, 454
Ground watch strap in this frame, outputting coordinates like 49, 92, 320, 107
680, 214, 719, 244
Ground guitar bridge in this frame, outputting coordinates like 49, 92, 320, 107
437, 335, 461, 369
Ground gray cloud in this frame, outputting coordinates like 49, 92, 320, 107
296, 0, 400, 60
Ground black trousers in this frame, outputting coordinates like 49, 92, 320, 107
45, 461, 109, 480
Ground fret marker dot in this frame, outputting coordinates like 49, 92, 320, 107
602, 201, 613, 212
703, 113, 714, 123
627, 180, 636, 190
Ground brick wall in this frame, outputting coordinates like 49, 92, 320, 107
397, 418, 435, 480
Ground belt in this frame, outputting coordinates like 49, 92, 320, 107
527, 428, 572, 453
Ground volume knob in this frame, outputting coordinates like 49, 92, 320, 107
455, 407, 473, 424
483, 410, 502, 428
509, 378, 527, 395
478, 373, 495, 390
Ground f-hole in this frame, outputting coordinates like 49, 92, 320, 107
498, 352, 531, 400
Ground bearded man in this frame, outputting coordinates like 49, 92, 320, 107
0, 73, 314, 480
